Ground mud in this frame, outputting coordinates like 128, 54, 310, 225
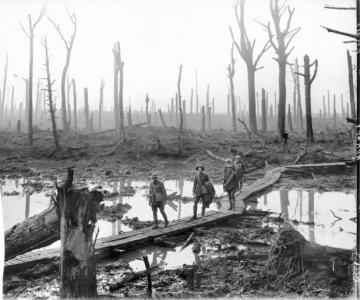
1, 127, 356, 298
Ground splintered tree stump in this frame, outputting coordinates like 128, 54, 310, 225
57, 168, 103, 298
266, 223, 352, 284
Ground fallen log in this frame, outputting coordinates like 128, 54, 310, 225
88, 122, 147, 136
5, 188, 104, 261
5, 205, 60, 261
294, 151, 306, 164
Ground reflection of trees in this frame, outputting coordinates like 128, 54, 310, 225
264, 194, 267, 205
178, 179, 184, 219
15, 178, 19, 189
112, 181, 118, 235
150, 248, 169, 268
25, 191, 30, 219
280, 189, 289, 218
118, 179, 125, 233
308, 190, 315, 243
299, 190, 303, 222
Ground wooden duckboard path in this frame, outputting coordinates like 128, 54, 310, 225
4, 161, 350, 271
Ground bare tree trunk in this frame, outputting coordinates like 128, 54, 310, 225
300, 55, 318, 143
66, 77, 71, 130
90, 113, 94, 133
10, 86, 14, 128
341, 94, 344, 118
292, 84, 296, 129
295, 59, 304, 131
57, 168, 101, 298
347, 50, 356, 119
347, 102, 349, 117
287, 104, 293, 132
145, 94, 151, 125
25, 79, 29, 132
171, 97, 174, 125
228, 45, 237, 132
261, 88, 267, 133
183, 100, 186, 129
195, 71, 199, 115
227, 94, 230, 117
201, 105, 205, 133
158, 109, 167, 128
177, 64, 184, 130
256, 92, 259, 116
327, 90, 330, 116
72, 79, 78, 130
113, 45, 120, 131
274, 91, 277, 118
323, 95, 326, 118
127, 105, 132, 127
99, 79, 104, 130
175, 93, 178, 126
212, 97, 215, 116
84, 87, 90, 131
49, 12, 76, 133
190, 88, 193, 115
43, 37, 60, 150
333, 94, 337, 128
319, 109, 322, 119
0, 55, 7, 121
206, 84, 211, 131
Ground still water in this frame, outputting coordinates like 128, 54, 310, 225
1, 177, 356, 253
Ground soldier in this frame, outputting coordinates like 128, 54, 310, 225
192, 165, 214, 219
233, 155, 246, 191
148, 174, 169, 229
223, 158, 239, 210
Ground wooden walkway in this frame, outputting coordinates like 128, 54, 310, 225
5, 161, 351, 272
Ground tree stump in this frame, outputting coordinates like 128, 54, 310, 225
56, 168, 103, 298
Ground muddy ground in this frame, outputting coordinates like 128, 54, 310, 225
1, 126, 357, 298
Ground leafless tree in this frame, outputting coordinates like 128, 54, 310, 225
177, 64, 184, 130
227, 43, 237, 132
99, 79, 104, 130
48, 10, 77, 133
229, 0, 270, 134
296, 55, 318, 143
259, 0, 301, 141
20, 7, 46, 144
1, 54, 8, 122
42, 37, 60, 150
72, 79, 77, 130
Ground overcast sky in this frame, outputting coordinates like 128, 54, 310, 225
0, 0, 356, 113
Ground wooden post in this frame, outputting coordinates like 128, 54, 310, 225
84, 87, 90, 131
288, 104, 293, 132
261, 88, 267, 133
333, 94, 336, 128
323, 95, 326, 119
201, 105, 205, 133
72, 79, 77, 130
142, 254, 152, 298
57, 168, 101, 298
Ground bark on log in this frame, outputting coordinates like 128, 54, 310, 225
5, 205, 60, 261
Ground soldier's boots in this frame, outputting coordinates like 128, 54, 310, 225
201, 204, 206, 217
152, 213, 159, 229
191, 204, 197, 220
231, 198, 236, 211
228, 198, 233, 210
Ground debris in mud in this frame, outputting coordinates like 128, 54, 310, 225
98, 203, 132, 221
121, 216, 155, 229
2, 190, 20, 196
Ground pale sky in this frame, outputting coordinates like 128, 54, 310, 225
0, 0, 356, 113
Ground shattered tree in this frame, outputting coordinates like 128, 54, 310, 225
56, 168, 103, 298
48, 10, 77, 133
229, 0, 270, 134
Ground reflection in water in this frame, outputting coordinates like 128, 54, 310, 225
256, 189, 356, 249
308, 190, 315, 243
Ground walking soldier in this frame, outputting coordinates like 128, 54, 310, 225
223, 158, 239, 210
192, 165, 215, 219
148, 174, 169, 229
233, 155, 246, 191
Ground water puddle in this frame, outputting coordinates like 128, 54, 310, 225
0, 177, 225, 246
253, 189, 356, 249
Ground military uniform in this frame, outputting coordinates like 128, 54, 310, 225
192, 167, 214, 219
223, 163, 239, 210
234, 158, 246, 191
149, 179, 168, 228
